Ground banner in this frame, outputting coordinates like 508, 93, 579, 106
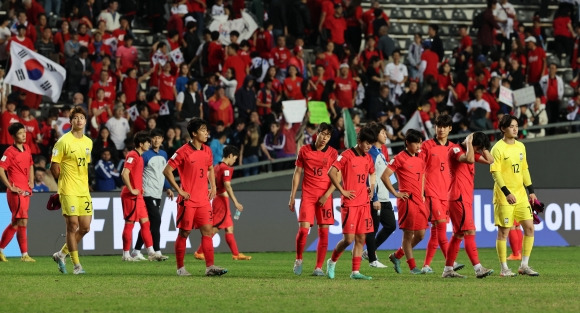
513, 86, 536, 106
169, 48, 184, 65
308, 101, 331, 124
281, 99, 307, 123
499, 85, 513, 107
5, 42, 66, 102
401, 110, 432, 139
342, 109, 357, 148
209, 10, 258, 45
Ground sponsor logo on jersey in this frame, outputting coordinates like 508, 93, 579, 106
127, 157, 134, 164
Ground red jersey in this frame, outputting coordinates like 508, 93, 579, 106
320, 52, 340, 81
334, 76, 356, 109
91, 99, 112, 124
527, 46, 546, 84
421, 50, 439, 79
167, 142, 213, 207
296, 143, 338, 199
553, 16, 573, 38
78, 33, 91, 47
387, 150, 425, 199
308, 77, 325, 101
159, 73, 176, 100
0, 144, 33, 191
207, 42, 224, 73
122, 77, 138, 104
283, 77, 304, 100
270, 47, 292, 69
255, 29, 273, 59
0, 111, 21, 145
459, 35, 472, 53
419, 139, 451, 200
256, 88, 274, 115
321, 0, 335, 29
188, 0, 206, 12
326, 15, 347, 45
448, 144, 481, 203
332, 147, 375, 207
21, 118, 40, 155
88, 81, 116, 103
121, 150, 144, 196
215, 162, 233, 194
223, 54, 247, 89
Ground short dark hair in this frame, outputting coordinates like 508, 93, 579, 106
228, 43, 239, 51
434, 114, 452, 127
404, 129, 423, 146
317, 122, 333, 134
230, 30, 240, 37
368, 121, 387, 134
498, 114, 518, 133
150, 128, 164, 138
133, 130, 151, 147
429, 24, 439, 33
187, 118, 208, 138
70, 105, 88, 120
8, 122, 25, 136
472, 131, 491, 150
358, 125, 377, 144
210, 31, 220, 41
223, 145, 240, 158
34, 166, 46, 173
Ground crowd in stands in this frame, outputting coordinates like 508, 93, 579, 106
0, 0, 579, 191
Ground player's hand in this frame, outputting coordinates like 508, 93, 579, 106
341, 190, 356, 200
317, 194, 329, 207
367, 187, 373, 200
372, 201, 380, 210
465, 133, 473, 144
9, 185, 23, 194
529, 193, 537, 203
208, 188, 216, 200
395, 192, 409, 200
178, 189, 190, 200
166, 189, 174, 201
506, 194, 517, 204
235, 202, 244, 212
289, 198, 295, 212
130, 188, 139, 196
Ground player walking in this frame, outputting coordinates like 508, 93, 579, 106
164, 118, 227, 276
51, 106, 93, 274
381, 129, 428, 275
490, 115, 539, 277
289, 123, 337, 276
0, 123, 35, 262
120, 131, 165, 262
194, 145, 252, 261
443, 132, 494, 278
326, 126, 377, 280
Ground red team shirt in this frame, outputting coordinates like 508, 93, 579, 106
167, 143, 213, 207
332, 148, 375, 207
419, 139, 451, 200
296, 143, 338, 200
121, 150, 144, 196
283, 77, 304, 100
334, 76, 357, 109
0, 144, 33, 191
20, 119, 40, 155
448, 144, 482, 232
0, 111, 20, 145
527, 46, 546, 84
215, 162, 233, 195
270, 47, 292, 69
88, 81, 116, 103
388, 150, 425, 200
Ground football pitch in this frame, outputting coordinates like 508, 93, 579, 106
1, 247, 578, 313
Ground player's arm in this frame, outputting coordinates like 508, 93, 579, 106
50, 162, 60, 180
476, 149, 493, 165
490, 147, 517, 204
368, 171, 376, 208
121, 168, 139, 195
458, 134, 475, 164
0, 167, 22, 194
29, 165, 34, 191
207, 164, 216, 200
319, 180, 337, 207
163, 164, 189, 200
522, 167, 537, 202
289, 166, 303, 212
380, 167, 408, 199
328, 166, 354, 199
224, 181, 243, 211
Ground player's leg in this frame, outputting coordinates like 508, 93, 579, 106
198, 203, 227, 276
0, 192, 22, 261
351, 233, 372, 280
375, 202, 396, 248
495, 204, 518, 277
423, 197, 439, 269
72, 215, 91, 274
139, 216, 163, 261
442, 232, 466, 278
517, 215, 538, 276
313, 198, 333, 275
122, 220, 137, 260
326, 233, 354, 279
365, 204, 380, 264
175, 202, 193, 275
295, 200, 314, 274
401, 229, 420, 273
225, 226, 251, 260
15, 218, 34, 262
507, 221, 523, 260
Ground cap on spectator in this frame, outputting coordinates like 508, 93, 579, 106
339, 63, 349, 69
491, 72, 499, 78
171, 4, 188, 15
476, 54, 487, 63
185, 16, 197, 24
293, 45, 302, 54
377, 111, 387, 117
525, 36, 536, 43
422, 39, 432, 49
46, 193, 61, 211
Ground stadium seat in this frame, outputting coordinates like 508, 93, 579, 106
438, 25, 449, 36
449, 24, 459, 36
544, 28, 554, 39
408, 23, 424, 35
430, 0, 444, 4
563, 70, 574, 84
409, 0, 426, 4
411, 8, 428, 20
392, 0, 407, 5
449, 0, 468, 3
451, 9, 468, 21
564, 84, 574, 97
404, 38, 413, 50
390, 7, 407, 19
560, 56, 570, 68
444, 37, 459, 51
517, 10, 532, 23
390, 23, 404, 35
431, 8, 448, 21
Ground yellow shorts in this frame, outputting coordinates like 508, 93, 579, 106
60, 195, 93, 216
494, 202, 532, 228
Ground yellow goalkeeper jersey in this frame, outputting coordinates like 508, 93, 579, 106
51, 132, 93, 196
490, 139, 529, 206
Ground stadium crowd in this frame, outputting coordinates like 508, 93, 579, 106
0, 0, 579, 191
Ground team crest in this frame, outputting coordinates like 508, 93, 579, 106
504, 218, 509, 225
519, 153, 523, 161
71, 206, 75, 212
322, 158, 328, 167
86, 148, 90, 155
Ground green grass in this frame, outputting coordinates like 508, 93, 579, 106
1, 247, 579, 313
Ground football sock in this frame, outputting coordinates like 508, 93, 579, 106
445, 236, 461, 267
331, 249, 343, 262
196, 244, 203, 254
70, 251, 80, 265
225, 233, 239, 256
140, 221, 154, 250
436, 222, 449, 259
201, 235, 214, 267
394, 247, 405, 259
123, 250, 131, 258
0, 225, 17, 249
496, 239, 508, 270
406, 258, 416, 270
122, 223, 134, 252
464, 234, 480, 266
16, 226, 27, 254
316, 228, 329, 269
61, 243, 69, 255
508, 229, 519, 255
423, 225, 438, 266
295, 227, 308, 260
175, 235, 186, 269
352, 256, 362, 272
516, 229, 523, 255
473, 263, 482, 271
521, 236, 534, 267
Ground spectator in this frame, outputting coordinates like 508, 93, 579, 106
420, 39, 439, 82
478, 0, 500, 55
112, 15, 133, 46
10, 24, 34, 51
269, 0, 288, 40
344, 0, 363, 53
552, 6, 574, 60
53, 20, 71, 64
223, 43, 247, 89
163, 126, 183, 158
526, 36, 547, 86
32, 167, 50, 192
0, 17, 10, 66
208, 31, 224, 74
18, 105, 41, 157
288, 46, 307, 80
235, 76, 257, 122
208, 86, 234, 127
77, 23, 91, 47
363, 0, 389, 37
183, 22, 200, 65
428, 24, 444, 62
94, 148, 120, 191
188, 0, 206, 38
115, 34, 137, 74
283, 65, 304, 100
79, 0, 97, 25
527, 97, 548, 138
256, 77, 278, 117
377, 26, 395, 64
468, 86, 492, 130
289, 0, 312, 42
92, 125, 118, 164
35, 13, 48, 35
307, 65, 325, 101
64, 29, 80, 58
65, 46, 93, 98
229, 118, 246, 148
270, 35, 292, 81
240, 123, 261, 176
385, 49, 408, 105
209, 132, 227, 165
11, 11, 37, 43
326, 3, 347, 57
98, 0, 121, 32
372, 8, 389, 39
89, 70, 116, 107
494, 0, 516, 53
319, 42, 340, 81
261, 121, 287, 161
168, 4, 187, 38
335, 63, 357, 109
105, 106, 130, 155
540, 62, 564, 124
35, 27, 56, 61
133, 103, 149, 132
255, 21, 274, 59
218, 68, 238, 103
366, 56, 387, 120
211, 0, 226, 16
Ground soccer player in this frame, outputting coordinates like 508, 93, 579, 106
0, 123, 35, 262
289, 123, 338, 276
419, 115, 463, 274
163, 118, 227, 277
326, 126, 377, 280
363, 122, 396, 268
194, 145, 252, 261
490, 115, 539, 277
381, 129, 427, 275
120, 131, 165, 262
51, 106, 93, 274
443, 132, 494, 278
132, 129, 174, 260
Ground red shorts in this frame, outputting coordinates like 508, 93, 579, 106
6, 191, 30, 222
121, 194, 148, 222
341, 204, 373, 234
212, 195, 233, 229
177, 197, 212, 230
426, 196, 449, 222
449, 198, 476, 233
397, 197, 428, 231
298, 196, 334, 225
